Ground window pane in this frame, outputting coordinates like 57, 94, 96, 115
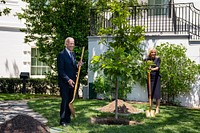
31, 58, 37, 65
31, 48, 50, 76
36, 49, 40, 56
37, 60, 42, 66
42, 67, 47, 75
149, 0, 169, 5
148, 0, 169, 16
148, 0, 154, 5
41, 62, 44, 66
31, 67, 37, 75
31, 48, 36, 57
37, 67, 42, 75
155, 0, 161, 4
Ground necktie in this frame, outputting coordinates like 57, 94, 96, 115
70, 52, 75, 63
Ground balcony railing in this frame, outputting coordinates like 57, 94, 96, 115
90, 3, 200, 40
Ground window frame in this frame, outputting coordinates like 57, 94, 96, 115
148, 0, 170, 16
31, 47, 50, 76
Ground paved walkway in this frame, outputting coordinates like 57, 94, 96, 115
0, 100, 65, 133
0, 100, 48, 125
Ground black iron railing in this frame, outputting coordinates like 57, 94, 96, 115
90, 3, 200, 40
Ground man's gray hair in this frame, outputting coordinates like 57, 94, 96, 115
64, 37, 74, 45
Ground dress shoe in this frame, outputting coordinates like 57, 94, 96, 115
60, 122, 66, 127
155, 109, 160, 114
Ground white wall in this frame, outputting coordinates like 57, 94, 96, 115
0, 30, 31, 78
145, 34, 200, 64
177, 77, 200, 107
0, 0, 26, 29
0, 0, 31, 78
88, 36, 110, 83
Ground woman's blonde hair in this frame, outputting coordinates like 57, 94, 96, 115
148, 47, 157, 58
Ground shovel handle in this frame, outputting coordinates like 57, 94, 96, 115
148, 71, 152, 110
148, 71, 151, 97
70, 47, 85, 104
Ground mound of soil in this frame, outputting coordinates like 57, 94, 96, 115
92, 99, 142, 125
99, 99, 141, 114
0, 114, 49, 133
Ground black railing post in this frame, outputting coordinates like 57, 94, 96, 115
134, 6, 136, 27
172, 3, 177, 33
90, 9, 95, 36
168, 0, 172, 18
188, 4, 191, 39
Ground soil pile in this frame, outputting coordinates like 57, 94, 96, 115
99, 99, 141, 114
0, 114, 49, 133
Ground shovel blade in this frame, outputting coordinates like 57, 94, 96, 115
146, 110, 155, 117
69, 103, 75, 118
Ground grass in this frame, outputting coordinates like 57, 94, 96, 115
0, 93, 58, 101
1, 94, 200, 133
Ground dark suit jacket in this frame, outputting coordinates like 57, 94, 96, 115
57, 49, 77, 89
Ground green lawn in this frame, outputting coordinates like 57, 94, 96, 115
28, 97, 200, 133
1, 94, 200, 133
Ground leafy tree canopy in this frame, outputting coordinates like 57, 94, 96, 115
17, 0, 91, 84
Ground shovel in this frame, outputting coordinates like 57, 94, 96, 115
69, 47, 85, 118
146, 71, 155, 117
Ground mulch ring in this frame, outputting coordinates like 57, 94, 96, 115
91, 99, 144, 125
91, 117, 141, 125
0, 114, 50, 133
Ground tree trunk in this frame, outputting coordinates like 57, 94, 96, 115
115, 78, 119, 119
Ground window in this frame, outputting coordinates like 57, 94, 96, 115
148, 0, 169, 15
31, 48, 50, 75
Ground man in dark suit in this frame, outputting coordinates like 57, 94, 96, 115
57, 37, 81, 126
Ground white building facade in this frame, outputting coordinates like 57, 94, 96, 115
0, 0, 49, 78
0, 0, 27, 78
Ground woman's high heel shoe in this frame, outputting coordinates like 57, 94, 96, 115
155, 109, 160, 114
